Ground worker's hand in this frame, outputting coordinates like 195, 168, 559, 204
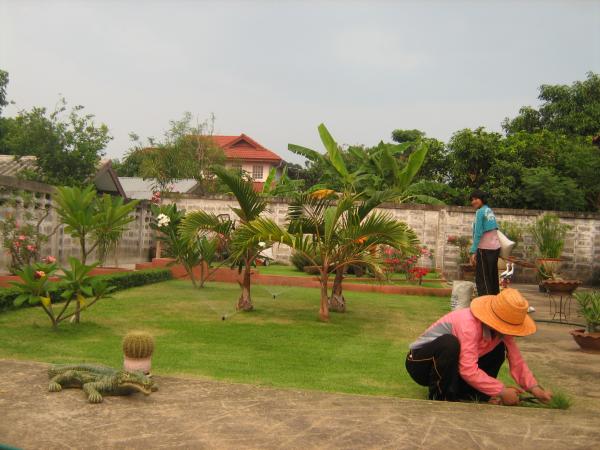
469, 253, 477, 267
531, 386, 553, 403
500, 386, 523, 406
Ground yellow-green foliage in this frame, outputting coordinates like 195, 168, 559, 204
122, 331, 154, 359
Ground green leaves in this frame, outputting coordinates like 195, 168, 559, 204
55, 185, 139, 263
212, 166, 267, 223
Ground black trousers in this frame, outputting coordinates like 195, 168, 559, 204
405, 334, 506, 401
475, 248, 500, 296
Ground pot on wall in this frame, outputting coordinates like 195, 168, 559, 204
459, 263, 475, 281
570, 329, 600, 354
536, 258, 562, 277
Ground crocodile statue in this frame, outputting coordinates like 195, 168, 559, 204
48, 364, 158, 403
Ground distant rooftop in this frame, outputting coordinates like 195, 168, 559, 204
0, 155, 38, 177
211, 134, 282, 163
119, 177, 199, 200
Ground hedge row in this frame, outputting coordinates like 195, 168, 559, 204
0, 268, 173, 312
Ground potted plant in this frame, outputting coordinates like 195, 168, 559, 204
570, 291, 600, 353
447, 236, 473, 281
123, 331, 155, 374
528, 214, 576, 292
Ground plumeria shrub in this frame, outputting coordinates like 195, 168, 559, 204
151, 204, 222, 288
10, 256, 114, 328
0, 189, 51, 274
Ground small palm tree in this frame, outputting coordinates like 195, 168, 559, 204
180, 167, 267, 311
231, 191, 419, 321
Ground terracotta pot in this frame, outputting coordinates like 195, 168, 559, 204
459, 263, 475, 281
542, 279, 581, 294
123, 356, 152, 374
570, 329, 600, 354
536, 258, 562, 275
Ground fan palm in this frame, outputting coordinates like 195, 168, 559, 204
179, 166, 267, 310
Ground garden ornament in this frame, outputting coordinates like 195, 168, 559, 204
48, 364, 158, 403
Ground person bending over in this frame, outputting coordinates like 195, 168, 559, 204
469, 190, 501, 295
405, 288, 552, 406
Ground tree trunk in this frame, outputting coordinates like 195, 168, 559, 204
199, 261, 206, 288
328, 267, 346, 313
80, 238, 87, 264
237, 261, 253, 311
319, 271, 330, 321
74, 300, 81, 324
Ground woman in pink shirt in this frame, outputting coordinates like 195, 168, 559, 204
406, 288, 552, 405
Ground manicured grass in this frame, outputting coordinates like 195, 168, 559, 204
256, 264, 313, 277
258, 264, 444, 287
0, 280, 452, 398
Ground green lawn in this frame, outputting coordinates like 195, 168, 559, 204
0, 280, 455, 398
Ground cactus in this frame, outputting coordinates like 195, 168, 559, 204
122, 331, 155, 359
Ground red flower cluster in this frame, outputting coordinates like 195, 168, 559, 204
151, 191, 161, 204
409, 266, 429, 279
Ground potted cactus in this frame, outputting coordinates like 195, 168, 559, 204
570, 291, 600, 353
123, 331, 155, 374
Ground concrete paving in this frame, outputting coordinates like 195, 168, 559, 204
1, 357, 599, 450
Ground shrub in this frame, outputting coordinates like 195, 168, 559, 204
290, 251, 322, 272
0, 268, 172, 313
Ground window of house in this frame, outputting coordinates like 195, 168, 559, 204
231, 162, 242, 172
252, 165, 264, 180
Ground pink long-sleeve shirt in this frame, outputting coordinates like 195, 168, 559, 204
409, 308, 537, 396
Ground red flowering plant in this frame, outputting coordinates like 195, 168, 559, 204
383, 245, 434, 284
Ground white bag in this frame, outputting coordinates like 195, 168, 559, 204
450, 281, 476, 310
497, 230, 515, 259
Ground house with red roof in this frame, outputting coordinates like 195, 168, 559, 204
211, 134, 283, 191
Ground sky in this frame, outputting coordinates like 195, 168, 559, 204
1, 0, 599, 164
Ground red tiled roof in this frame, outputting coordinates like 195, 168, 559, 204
211, 134, 282, 162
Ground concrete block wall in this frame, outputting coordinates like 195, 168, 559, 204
0, 178, 154, 272
170, 195, 600, 284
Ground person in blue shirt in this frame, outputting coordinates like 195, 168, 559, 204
469, 190, 501, 295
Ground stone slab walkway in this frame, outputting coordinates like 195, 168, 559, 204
1, 359, 599, 450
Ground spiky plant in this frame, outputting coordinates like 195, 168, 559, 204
123, 331, 155, 359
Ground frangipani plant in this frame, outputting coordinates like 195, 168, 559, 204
11, 257, 114, 328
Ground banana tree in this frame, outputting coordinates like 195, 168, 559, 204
231, 191, 419, 321
290, 125, 432, 311
180, 166, 267, 310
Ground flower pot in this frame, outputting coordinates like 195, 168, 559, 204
123, 356, 152, 374
459, 263, 475, 281
536, 258, 562, 276
542, 279, 581, 295
570, 329, 600, 354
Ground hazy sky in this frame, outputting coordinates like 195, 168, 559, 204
1, 0, 599, 163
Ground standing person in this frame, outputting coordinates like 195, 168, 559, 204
469, 190, 501, 295
405, 288, 553, 405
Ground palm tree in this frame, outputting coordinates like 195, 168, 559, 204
231, 191, 419, 321
289, 124, 433, 311
180, 167, 267, 311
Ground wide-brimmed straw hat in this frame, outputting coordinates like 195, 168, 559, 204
470, 288, 536, 336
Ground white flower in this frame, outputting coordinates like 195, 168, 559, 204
157, 213, 171, 227
258, 241, 266, 248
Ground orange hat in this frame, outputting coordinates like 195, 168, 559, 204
470, 288, 536, 336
